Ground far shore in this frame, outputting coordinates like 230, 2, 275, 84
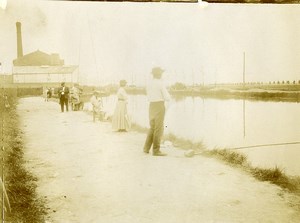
1, 83, 300, 102
126, 84, 300, 102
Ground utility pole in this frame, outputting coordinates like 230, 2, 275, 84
192, 69, 195, 88
243, 52, 246, 138
201, 69, 204, 87
243, 52, 246, 88
214, 68, 218, 88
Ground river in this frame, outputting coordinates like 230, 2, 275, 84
94, 94, 300, 176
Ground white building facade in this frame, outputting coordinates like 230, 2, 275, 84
12, 65, 78, 86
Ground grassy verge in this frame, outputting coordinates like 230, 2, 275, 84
1, 92, 46, 222
204, 149, 300, 193
130, 122, 300, 194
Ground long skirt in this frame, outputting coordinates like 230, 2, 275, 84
112, 101, 131, 131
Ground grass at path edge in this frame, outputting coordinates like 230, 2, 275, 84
130, 122, 300, 195
1, 96, 47, 223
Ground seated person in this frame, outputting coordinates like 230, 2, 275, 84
90, 91, 104, 121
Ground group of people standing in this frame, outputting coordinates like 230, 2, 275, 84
111, 67, 170, 156
56, 66, 170, 157
57, 82, 83, 112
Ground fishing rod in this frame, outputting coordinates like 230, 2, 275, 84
184, 141, 300, 158
230, 141, 300, 150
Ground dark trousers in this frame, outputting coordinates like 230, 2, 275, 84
144, 101, 165, 154
60, 96, 69, 112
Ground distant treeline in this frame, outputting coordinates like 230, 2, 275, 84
170, 89, 300, 102
170, 82, 300, 92
168, 82, 300, 102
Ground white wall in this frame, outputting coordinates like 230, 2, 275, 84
13, 73, 74, 83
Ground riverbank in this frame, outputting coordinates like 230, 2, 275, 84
16, 97, 300, 222
130, 123, 300, 195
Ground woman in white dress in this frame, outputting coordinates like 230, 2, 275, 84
112, 80, 131, 132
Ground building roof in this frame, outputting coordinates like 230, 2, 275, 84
12, 65, 78, 74
13, 50, 64, 66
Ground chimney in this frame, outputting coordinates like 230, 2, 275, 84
16, 22, 23, 58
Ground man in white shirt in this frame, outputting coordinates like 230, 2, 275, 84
143, 67, 171, 156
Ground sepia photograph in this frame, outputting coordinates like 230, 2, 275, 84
1, 0, 300, 222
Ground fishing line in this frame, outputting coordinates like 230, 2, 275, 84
230, 141, 300, 150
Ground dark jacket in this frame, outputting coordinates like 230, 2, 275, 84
58, 86, 70, 99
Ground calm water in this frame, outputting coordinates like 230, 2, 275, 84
96, 95, 300, 176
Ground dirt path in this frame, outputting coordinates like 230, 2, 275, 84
18, 97, 300, 223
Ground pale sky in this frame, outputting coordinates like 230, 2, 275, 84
1, 0, 300, 86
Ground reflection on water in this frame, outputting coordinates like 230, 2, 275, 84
101, 95, 300, 176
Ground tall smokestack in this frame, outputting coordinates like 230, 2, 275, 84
16, 22, 23, 58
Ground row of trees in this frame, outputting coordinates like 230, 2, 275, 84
223, 80, 300, 85
269, 80, 300, 85
170, 80, 300, 90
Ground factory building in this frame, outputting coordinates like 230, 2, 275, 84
12, 22, 78, 87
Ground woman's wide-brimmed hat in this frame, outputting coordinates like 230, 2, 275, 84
151, 67, 165, 76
